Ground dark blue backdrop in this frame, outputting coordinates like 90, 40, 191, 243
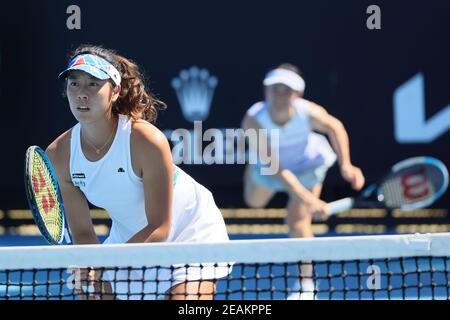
0, 0, 449, 211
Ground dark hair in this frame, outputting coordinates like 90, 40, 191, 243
276, 63, 303, 77
63, 44, 166, 123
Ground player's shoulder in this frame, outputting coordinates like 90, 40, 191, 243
246, 101, 266, 117
131, 119, 170, 151
293, 97, 311, 109
294, 98, 326, 115
45, 128, 73, 171
242, 101, 266, 129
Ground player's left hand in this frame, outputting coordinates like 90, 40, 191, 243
340, 163, 365, 191
75, 268, 112, 300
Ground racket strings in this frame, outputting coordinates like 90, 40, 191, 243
381, 165, 444, 208
31, 153, 63, 240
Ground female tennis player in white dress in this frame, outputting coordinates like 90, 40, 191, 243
46, 45, 230, 300
242, 64, 365, 299
243, 64, 365, 239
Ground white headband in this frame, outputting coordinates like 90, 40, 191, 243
263, 68, 305, 92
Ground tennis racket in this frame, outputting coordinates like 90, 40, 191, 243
327, 156, 449, 216
24, 146, 71, 245
24, 147, 104, 297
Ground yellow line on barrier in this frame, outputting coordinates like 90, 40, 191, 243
90, 210, 110, 219
392, 209, 448, 218
226, 224, 329, 235
8, 225, 40, 235
334, 224, 387, 234
5, 224, 111, 236
1, 208, 448, 223
335, 209, 387, 218
8, 224, 449, 236
221, 209, 286, 218
395, 224, 450, 233
93, 224, 111, 235
5, 209, 110, 220
7, 210, 33, 219
221, 208, 447, 219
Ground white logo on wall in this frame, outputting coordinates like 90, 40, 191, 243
66, 5, 81, 30
167, 66, 280, 175
366, 5, 381, 30
171, 66, 218, 122
366, 265, 381, 290
394, 73, 450, 143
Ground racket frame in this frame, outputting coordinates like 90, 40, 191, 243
379, 156, 449, 211
327, 156, 449, 216
24, 146, 70, 245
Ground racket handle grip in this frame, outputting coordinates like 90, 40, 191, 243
327, 197, 354, 215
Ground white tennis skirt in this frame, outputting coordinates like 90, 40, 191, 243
102, 179, 232, 300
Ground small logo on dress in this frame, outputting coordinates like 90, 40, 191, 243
71, 173, 86, 187
117, 168, 125, 173
171, 66, 218, 122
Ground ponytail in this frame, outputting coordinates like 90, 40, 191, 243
113, 55, 166, 123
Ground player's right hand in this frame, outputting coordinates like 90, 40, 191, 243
303, 195, 330, 221
340, 163, 365, 191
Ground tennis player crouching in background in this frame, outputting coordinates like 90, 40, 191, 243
46, 45, 230, 300
242, 64, 365, 299
242, 64, 366, 239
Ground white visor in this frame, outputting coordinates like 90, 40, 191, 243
263, 68, 305, 92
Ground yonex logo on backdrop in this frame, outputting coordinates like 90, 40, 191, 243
117, 168, 125, 173
171, 66, 218, 123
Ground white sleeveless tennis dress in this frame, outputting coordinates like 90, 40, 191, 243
247, 98, 337, 190
70, 114, 230, 299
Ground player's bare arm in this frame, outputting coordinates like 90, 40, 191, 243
308, 103, 365, 190
46, 130, 98, 244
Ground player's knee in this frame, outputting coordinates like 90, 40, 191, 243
287, 198, 310, 219
286, 214, 310, 227
288, 222, 313, 238
243, 194, 268, 208
243, 184, 270, 208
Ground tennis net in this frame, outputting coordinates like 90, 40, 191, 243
0, 233, 449, 300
